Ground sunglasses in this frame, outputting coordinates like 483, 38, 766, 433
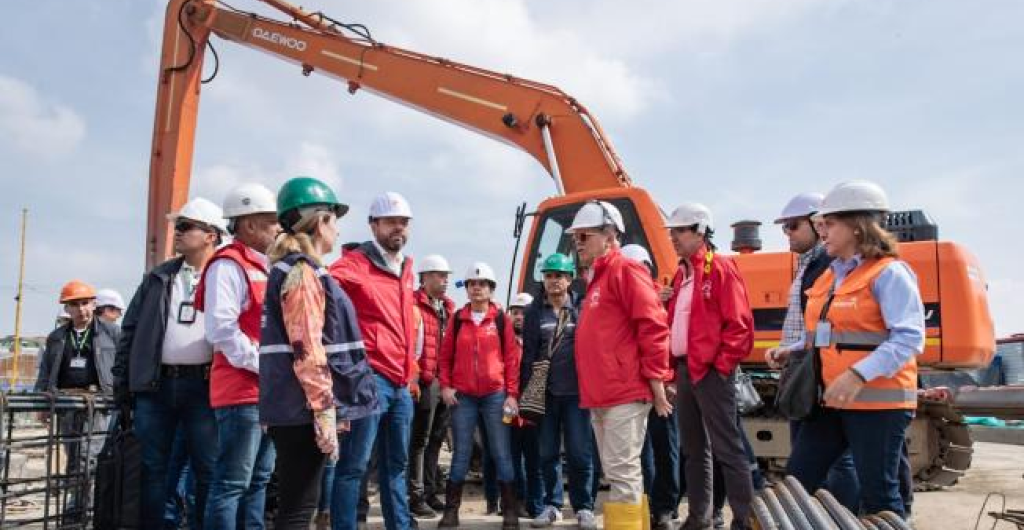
175, 220, 210, 233
572, 230, 602, 244
781, 219, 803, 232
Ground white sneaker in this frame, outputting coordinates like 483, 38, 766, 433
532, 506, 563, 527
577, 509, 598, 530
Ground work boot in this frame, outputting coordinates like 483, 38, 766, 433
438, 481, 463, 529
487, 498, 500, 515
680, 517, 712, 530
426, 494, 446, 512
409, 495, 437, 518
500, 482, 522, 530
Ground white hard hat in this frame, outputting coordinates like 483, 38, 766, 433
464, 262, 497, 286
620, 244, 652, 266
510, 292, 534, 308
775, 192, 824, 224
95, 289, 126, 310
369, 191, 413, 219
566, 201, 625, 233
417, 254, 452, 274
665, 202, 713, 234
168, 197, 228, 233
816, 180, 889, 217
223, 183, 276, 219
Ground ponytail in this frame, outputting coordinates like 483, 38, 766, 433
267, 208, 332, 265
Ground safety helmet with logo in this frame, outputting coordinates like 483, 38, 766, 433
540, 253, 575, 277
168, 197, 228, 234
665, 202, 713, 235
60, 280, 96, 303
464, 262, 497, 289
566, 200, 625, 234
510, 292, 534, 309
620, 244, 653, 267
775, 192, 824, 224
223, 183, 277, 219
276, 176, 349, 233
369, 191, 413, 220
815, 180, 890, 217
95, 289, 126, 310
417, 254, 452, 275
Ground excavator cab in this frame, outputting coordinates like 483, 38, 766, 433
515, 187, 678, 298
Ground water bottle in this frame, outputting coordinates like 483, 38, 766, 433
502, 404, 517, 424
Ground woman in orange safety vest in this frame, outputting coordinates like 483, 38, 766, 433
786, 180, 925, 519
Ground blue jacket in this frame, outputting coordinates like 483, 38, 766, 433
259, 253, 379, 426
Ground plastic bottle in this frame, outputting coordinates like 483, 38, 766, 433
502, 404, 517, 424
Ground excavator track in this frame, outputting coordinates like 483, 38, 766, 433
910, 398, 974, 490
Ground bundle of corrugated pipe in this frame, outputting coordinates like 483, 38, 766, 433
751, 476, 913, 530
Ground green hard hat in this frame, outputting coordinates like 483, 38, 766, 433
540, 253, 575, 277
276, 176, 348, 228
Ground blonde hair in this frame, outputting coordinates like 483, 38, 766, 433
267, 209, 332, 265
837, 212, 899, 259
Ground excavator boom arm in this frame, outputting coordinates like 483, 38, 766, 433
147, 0, 631, 268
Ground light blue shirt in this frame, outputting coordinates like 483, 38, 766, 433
827, 254, 926, 382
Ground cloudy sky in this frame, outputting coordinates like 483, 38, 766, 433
2, 0, 1022, 339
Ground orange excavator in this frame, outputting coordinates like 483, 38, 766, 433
148, 0, 999, 486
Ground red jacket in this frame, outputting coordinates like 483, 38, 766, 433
575, 249, 670, 409
414, 289, 455, 385
666, 244, 754, 384
439, 303, 521, 398
330, 242, 417, 386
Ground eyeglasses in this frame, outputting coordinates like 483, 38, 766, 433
781, 219, 802, 233
175, 220, 209, 233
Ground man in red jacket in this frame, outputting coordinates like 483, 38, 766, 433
407, 254, 456, 516
567, 200, 672, 530
330, 191, 417, 530
663, 202, 754, 530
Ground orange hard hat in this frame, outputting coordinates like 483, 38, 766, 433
59, 280, 96, 303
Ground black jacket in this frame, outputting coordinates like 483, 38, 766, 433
800, 247, 833, 313
35, 320, 120, 394
520, 290, 581, 394
112, 257, 184, 396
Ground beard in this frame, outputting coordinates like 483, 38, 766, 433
378, 233, 406, 253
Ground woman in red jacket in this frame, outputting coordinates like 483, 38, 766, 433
438, 262, 522, 530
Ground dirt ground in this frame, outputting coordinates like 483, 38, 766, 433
359, 442, 1024, 530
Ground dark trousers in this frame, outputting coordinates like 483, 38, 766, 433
641, 408, 680, 518
407, 380, 451, 501
511, 425, 544, 516
268, 424, 328, 530
538, 394, 591, 512
790, 420, 860, 511
677, 363, 754, 525
787, 407, 913, 517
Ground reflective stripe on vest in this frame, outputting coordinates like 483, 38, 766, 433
804, 257, 918, 411
259, 341, 366, 355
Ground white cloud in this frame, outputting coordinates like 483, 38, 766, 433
0, 76, 86, 158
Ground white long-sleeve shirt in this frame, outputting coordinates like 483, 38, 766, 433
202, 253, 268, 374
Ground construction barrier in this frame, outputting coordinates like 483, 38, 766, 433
0, 392, 114, 529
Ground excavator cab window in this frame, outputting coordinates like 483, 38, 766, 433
521, 198, 653, 298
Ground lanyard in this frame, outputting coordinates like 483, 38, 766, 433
70, 327, 92, 356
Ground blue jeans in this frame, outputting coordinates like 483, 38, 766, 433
319, 461, 335, 513
790, 420, 860, 511
539, 394, 592, 512
511, 425, 545, 516
205, 404, 276, 530
641, 408, 679, 517
164, 427, 198, 530
787, 408, 913, 516
333, 374, 413, 530
450, 392, 514, 483
482, 432, 499, 504
136, 376, 219, 529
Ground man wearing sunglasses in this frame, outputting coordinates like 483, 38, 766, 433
568, 200, 672, 530
113, 197, 227, 528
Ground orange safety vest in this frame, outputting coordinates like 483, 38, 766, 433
804, 257, 918, 411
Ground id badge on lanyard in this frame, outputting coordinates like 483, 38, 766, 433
814, 321, 832, 348
70, 356, 87, 369
178, 301, 197, 324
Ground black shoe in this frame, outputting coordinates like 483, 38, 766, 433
487, 499, 500, 515
653, 513, 675, 530
426, 495, 446, 512
410, 499, 436, 518
712, 510, 725, 530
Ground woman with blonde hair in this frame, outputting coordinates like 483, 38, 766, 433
787, 180, 924, 519
259, 176, 379, 528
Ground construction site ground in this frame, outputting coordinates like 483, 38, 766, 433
359, 441, 1024, 530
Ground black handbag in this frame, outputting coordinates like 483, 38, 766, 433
94, 408, 142, 529
519, 308, 569, 424
776, 281, 835, 421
